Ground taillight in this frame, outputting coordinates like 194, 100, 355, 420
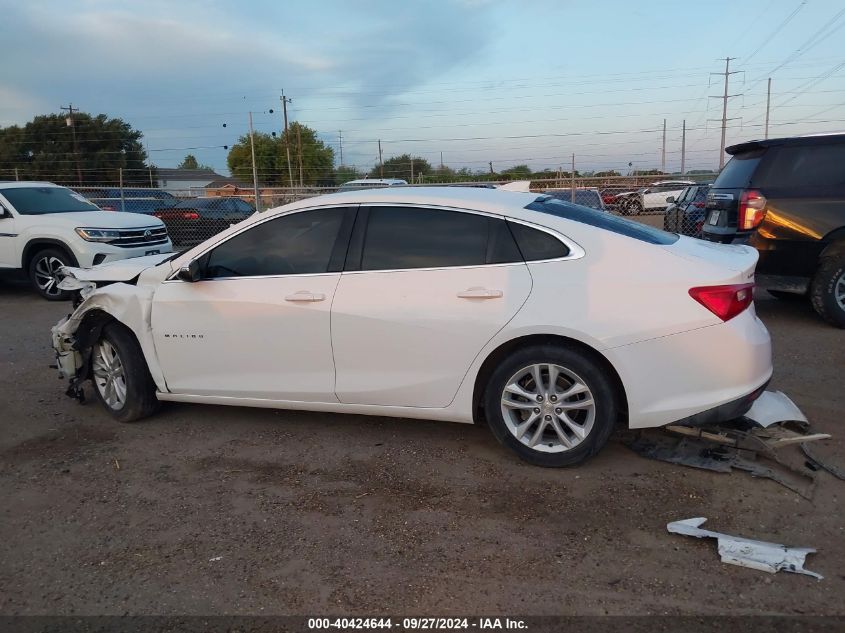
738, 189, 767, 231
183, 211, 199, 220
693, 201, 705, 208
101, 205, 116, 211
689, 283, 754, 322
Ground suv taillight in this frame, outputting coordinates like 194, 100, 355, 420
738, 189, 767, 231
689, 283, 754, 322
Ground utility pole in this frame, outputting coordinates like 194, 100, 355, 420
489, 161, 494, 175
296, 125, 304, 188
248, 111, 261, 212
119, 168, 126, 213
410, 158, 414, 183
661, 119, 667, 174
60, 104, 83, 186
440, 151, 444, 170
378, 140, 383, 178
338, 130, 343, 165
680, 119, 687, 175
571, 153, 575, 203
765, 78, 772, 139
280, 92, 294, 188
710, 57, 741, 170
14, 167, 19, 181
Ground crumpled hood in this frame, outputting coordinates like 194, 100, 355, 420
59, 253, 173, 283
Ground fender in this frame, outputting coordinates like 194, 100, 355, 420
53, 281, 168, 392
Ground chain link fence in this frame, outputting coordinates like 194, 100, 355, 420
71, 174, 715, 250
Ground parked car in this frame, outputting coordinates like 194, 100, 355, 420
51, 187, 770, 467
0, 182, 172, 300
337, 178, 407, 192
701, 134, 845, 327
544, 188, 606, 211
613, 180, 696, 215
153, 197, 255, 247
77, 188, 178, 214
663, 184, 711, 236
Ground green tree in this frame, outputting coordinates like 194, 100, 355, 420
226, 122, 334, 186
177, 154, 214, 171
334, 164, 360, 185
595, 170, 621, 177
0, 112, 151, 185
502, 164, 532, 179
370, 154, 432, 181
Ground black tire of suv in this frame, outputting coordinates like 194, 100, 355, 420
483, 344, 618, 467
91, 322, 160, 422
810, 249, 845, 328
28, 247, 75, 301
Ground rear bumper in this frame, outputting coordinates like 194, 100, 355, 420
669, 379, 769, 427
606, 307, 773, 429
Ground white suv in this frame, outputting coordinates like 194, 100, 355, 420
0, 182, 172, 299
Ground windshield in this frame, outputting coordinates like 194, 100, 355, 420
525, 196, 679, 245
1, 187, 101, 215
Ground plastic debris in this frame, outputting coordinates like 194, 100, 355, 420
667, 517, 822, 580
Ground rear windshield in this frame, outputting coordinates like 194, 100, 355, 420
1, 186, 101, 214
713, 150, 765, 188
524, 197, 679, 245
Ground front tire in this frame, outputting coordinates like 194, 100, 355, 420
483, 345, 618, 467
810, 251, 845, 328
28, 248, 74, 300
91, 322, 159, 422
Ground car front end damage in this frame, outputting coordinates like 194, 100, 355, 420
50, 261, 169, 400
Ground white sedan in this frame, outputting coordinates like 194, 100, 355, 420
51, 187, 772, 467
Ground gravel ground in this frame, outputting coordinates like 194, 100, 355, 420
0, 278, 843, 616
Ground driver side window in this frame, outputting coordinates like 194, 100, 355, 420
204, 207, 348, 279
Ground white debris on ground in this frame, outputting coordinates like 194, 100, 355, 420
667, 517, 822, 580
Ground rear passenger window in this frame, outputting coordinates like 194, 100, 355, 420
359, 207, 522, 270
507, 221, 569, 261
756, 143, 845, 187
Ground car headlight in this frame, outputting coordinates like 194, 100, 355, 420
75, 228, 122, 242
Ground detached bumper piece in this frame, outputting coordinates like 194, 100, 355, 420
668, 517, 822, 580
624, 391, 833, 499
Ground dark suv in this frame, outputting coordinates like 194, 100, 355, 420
701, 134, 845, 327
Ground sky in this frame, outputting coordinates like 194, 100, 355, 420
1, 0, 844, 177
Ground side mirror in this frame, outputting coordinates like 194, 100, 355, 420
666, 196, 675, 203
176, 259, 201, 282
0, 205, 12, 219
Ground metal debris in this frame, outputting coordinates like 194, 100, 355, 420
801, 443, 845, 481
667, 517, 822, 580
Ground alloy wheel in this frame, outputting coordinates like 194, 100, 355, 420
92, 339, 128, 410
836, 271, 845, 311
500, 363, 596, 453
33, 256, 65, 297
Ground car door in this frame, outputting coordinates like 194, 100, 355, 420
331, 205, 533, 408
0, 192, 19, 268
643, 185, 668, 209
151, 206, 356, 401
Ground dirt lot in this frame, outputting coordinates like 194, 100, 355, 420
0, 278, 843, 616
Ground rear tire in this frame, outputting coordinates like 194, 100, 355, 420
28, 247, 75, 301
483, 344, 618, 467
91, 322, 160, 422
810, 251, 845, 328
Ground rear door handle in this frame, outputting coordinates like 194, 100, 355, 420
284, 291, 326, 302
457, 287, 503, 299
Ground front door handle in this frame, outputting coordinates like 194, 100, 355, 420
284, 291, 326, 302
457, 287, 503, 299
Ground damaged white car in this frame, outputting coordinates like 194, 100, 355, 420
51, 187, 772, 467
